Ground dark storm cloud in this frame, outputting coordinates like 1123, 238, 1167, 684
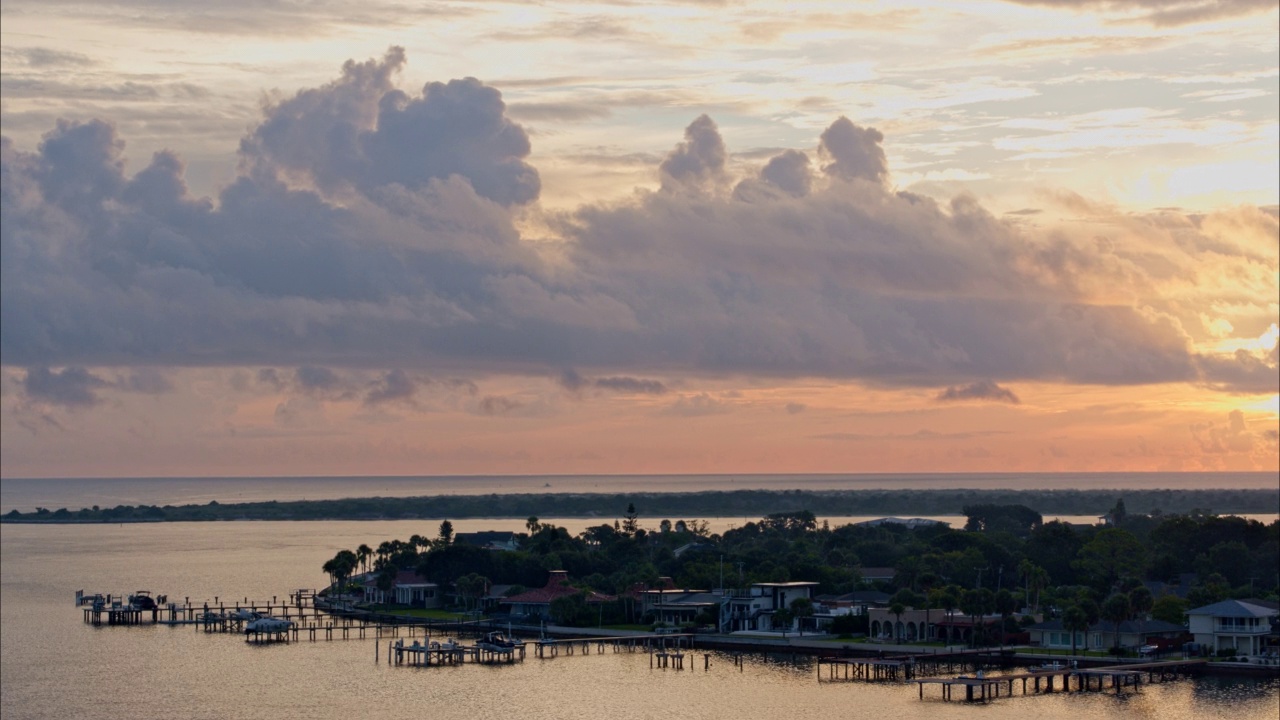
935, 380, 1022, 404
1, 49, 1274, 397
998, 0, 1274, 26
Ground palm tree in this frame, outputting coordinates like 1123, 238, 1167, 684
790, 597, 815, 637
889, 602, 906, 644
1128, 586, 1154, 620
356, 544, 372, 575
1063, 605, 1089, 656
937, 587, 959, 646
1102, 593, 1131, 656
995, 589, 1016, 649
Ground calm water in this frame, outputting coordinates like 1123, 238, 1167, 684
2, 522, 1277, 720
2, 471, 1276, 513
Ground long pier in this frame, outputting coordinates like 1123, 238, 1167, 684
916, 659, 1209, 702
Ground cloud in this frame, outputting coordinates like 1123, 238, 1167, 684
1190, 409, 1259, 454
477, 395, 524, 415
659, 114, 727, 193
936, 380, 1022, 404
557, 369, 667, 395
818, 116, 888, 185
785, 402, 807, 414
812, 429, 1012, 441
1, 48, 1274, 401
3, 47, 95, 68
999, 0, 1276, 26
21, 366, 108, 408
243, 47, 538, 206
661, 393, 730, 417
364, 369, 417, 405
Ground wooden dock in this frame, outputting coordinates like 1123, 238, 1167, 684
916, 659, 1208, 702
389, 638, 526, 665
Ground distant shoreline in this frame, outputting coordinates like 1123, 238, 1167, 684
3, 487, 1277, 524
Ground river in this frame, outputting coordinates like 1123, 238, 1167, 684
1, 521, 1276, 720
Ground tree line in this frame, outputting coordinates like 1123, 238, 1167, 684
4, 487, 1276, 522
319, 501, 1279, 637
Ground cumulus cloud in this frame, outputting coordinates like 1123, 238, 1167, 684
244, 47, 539, 205
1, 48, 1275, 401
818, 116, 888, 185
936, 380, 1022, 404
659, 114, 727, 194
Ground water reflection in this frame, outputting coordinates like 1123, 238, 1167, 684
2, 523, 1276, 720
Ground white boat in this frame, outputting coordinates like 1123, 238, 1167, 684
245, 616, 293, 634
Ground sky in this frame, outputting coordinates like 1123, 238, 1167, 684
1, 0, 1277, 479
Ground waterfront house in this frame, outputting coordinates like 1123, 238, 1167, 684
637, 588, 721, 626
392, 571, 441, 608
721, 581, 818, 633
453, 531, 520, 551
499, 570, 614, 620
1186, 599, 1279, 656
1026, 618, 1186, 651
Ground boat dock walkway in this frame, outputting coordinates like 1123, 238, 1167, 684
389, 638, 526, 666
916, 659, 1209, 702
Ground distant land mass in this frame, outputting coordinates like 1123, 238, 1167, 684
2, 487, 1277, 523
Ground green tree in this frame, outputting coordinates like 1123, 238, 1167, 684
772, 607, 794, 636
623, 503, 639, 535
526, 516, 540, 534
995, 589, 1017, 647
1102, 593, 1131, 655
1128, 586, 1154, 620
889, 602, 906, 643
1063, 605, 1089, 656
790, 597, 815, 636
1075, 528, 1147, 590
1151, 595, 1187, 626
438, 520, 454, 546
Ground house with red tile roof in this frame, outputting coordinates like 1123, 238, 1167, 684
499, 570, 614, 620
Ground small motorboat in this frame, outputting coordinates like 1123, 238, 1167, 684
130, 591, 158, 611
477, 631, 519, 651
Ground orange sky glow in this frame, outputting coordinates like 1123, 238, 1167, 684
1, 0, 1276, 479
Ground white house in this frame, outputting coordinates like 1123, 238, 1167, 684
1187, 599, 1278, 656
1027, 618, 1185, 651
721, 581, 818, 633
